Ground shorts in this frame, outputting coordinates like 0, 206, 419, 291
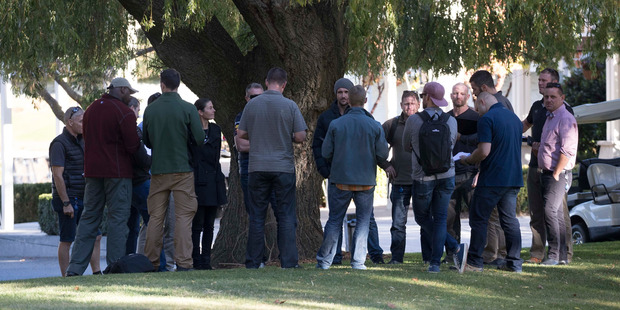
52, 196, 101, 242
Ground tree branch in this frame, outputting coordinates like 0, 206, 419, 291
52, 73, 84, 106
35, 83, 65, 122
135, 46, 154, 57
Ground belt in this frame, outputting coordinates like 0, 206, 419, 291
537, 168, 567, 175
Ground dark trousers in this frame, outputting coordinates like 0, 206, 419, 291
389, 184, 413, 263
246, 171, 298, 268
240, 172, 278, 263
447, 172, 475, 244
468, 186, 522, 271
191, 205, 218, 269
541, 171, 571, 261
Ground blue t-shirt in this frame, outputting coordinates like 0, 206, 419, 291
477, 103, 523, 187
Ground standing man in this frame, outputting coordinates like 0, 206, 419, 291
312, 78, 385, 264
522, 68, 574, 264
381, 90, 419, 264
402, 82, 462, 273
446, 83, 478, 248
469, 70, 514, 112
460, 92, 523, 273
538, 83, 578, 266
316, 85, 389, 270
66, 77, 140, 276
143, 69, 205, 271
238, 67, 307, 269
50, 107, 101, 277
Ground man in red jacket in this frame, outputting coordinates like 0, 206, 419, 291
66, 77, 140, 276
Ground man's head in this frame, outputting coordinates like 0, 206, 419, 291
245, 82, 264, 102
107, 77, 137, 104
334, 78, 354, 108
450, 83, 470, 108
265, 67, 287, 92
538, 68, 559, 95
543, 83, 565, 112
127, 96, 140, 118
474, 91, 498, 116
63, 106, 84, 136
160, 68, 181, 92
147, 92, 161, 105
348, 85, 366, 107
400, 90, 420, 116
469, 70, 495, 96
420, 82, 449, 108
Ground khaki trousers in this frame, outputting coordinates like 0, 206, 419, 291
145, 172, 197, 269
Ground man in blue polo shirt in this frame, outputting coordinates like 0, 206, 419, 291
460, 92, 523, 272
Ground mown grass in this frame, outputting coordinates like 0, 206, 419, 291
1, 241, 619, 310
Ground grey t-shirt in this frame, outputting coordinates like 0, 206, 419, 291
239, 90, 307, 173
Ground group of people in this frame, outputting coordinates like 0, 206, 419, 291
49, 65, 577, 276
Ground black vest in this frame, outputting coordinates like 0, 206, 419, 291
50, 128, 85, 198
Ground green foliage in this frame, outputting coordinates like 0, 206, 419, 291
37, 194, 57, 235
0, 183, 53, 223
563, 68, 607, 160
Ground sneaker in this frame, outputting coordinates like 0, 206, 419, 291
352, 264, 367, 270
371, 257, 385, 264
525, 257, 542, 264
499, 265, 522, 273
315, 264, 329, 270
453, 243, 468, 274
387, 260, 402, 265
484, 258, 506, 267
176, 266, 194, 272
559, 260, 568, 265
259, 262, 266, 269
541, 259, 559, 266
463, 264, 483, 272
428, 265, 440, 273
66, 271, 81, 277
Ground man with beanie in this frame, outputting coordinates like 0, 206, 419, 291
312, 78, 385, 264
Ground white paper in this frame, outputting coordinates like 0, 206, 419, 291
453, 152, 470, 161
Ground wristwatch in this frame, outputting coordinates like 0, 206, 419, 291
63, 201, 71, 207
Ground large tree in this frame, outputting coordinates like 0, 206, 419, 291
2, 0, 619, 265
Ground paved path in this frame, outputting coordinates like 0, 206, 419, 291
0, 204, 532, 281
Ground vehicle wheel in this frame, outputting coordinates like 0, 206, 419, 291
572, 223, 588, 245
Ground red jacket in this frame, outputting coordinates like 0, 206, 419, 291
83, 93, 140, 178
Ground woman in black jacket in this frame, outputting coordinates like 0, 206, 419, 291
191, 98, 227, 270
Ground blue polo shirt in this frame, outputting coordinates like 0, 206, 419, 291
477, 103, 523, 187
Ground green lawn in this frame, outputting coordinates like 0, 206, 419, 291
1, 241, 619, 309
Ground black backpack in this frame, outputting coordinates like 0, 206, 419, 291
103, 253, 155, 274
415, 111, 452, 176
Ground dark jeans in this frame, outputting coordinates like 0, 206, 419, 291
389, 184, 413, 263
240, 172, 278, 263
246, 171, 298, 268
412, 177, 458, 266
468, 186, 522, 271
126, 180, 150, 255
541, 170, 571, 261
192, 205, 218, 269
447, 172, 475, 244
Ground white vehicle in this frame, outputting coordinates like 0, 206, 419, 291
569, 162, 620, 244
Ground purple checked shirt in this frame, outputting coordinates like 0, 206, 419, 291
538, 104, 578, 171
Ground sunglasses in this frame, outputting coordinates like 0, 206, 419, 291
69, 107, 82, 120
249, 94, 260, 99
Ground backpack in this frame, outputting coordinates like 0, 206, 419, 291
415, 111, 452, 176
103, 253, 155, 274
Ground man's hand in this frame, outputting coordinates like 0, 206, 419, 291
63, 204, 74, 219
384, 166, 397, 179
553, 173, 560, 181
459, 155, 470, 166
531, 142, 540, 156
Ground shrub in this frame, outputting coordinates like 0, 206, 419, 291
37, 194, 108, 236
0, 183, 52, 223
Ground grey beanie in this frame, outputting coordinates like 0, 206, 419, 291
333, 78, 354, 95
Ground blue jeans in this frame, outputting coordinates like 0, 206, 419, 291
389, 185, 413, 262
241, 172, 279, 263
468, 186, 522, 271
317, 185, 374, 269
413, 177, 458, 266
246, 172, 298, 268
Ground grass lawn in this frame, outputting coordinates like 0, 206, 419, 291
1, 241, 619, 310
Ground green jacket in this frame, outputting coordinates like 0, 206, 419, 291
143, 92, 205, 175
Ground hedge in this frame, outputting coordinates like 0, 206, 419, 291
0, 183, 52, 223
37, 193, 108, 236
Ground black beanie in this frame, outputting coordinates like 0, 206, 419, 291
333, 78, 354, 95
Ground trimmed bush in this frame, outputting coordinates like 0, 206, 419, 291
38, 194, 58, 235
0, 183, 53, 223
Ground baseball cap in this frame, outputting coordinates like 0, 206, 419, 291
107, 77, 138, 94
422, 82, 448, 107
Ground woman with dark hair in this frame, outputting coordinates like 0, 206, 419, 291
191, 98, 227, 270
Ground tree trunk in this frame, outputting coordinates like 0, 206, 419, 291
118, 0, 349, 265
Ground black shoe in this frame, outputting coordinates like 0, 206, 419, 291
371, 257, 385, 264
92, 270, 103, 275
282, 264, 303, 269
176, 266, 194, 272
387, 260, 402, 265
66, 271, 80, 277
332, 261, 342, 265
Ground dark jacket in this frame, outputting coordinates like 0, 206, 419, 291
312, 100, 342, 178
191, 123, 227, 207
131, 126, 151, 186
50, 127, 85, 198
